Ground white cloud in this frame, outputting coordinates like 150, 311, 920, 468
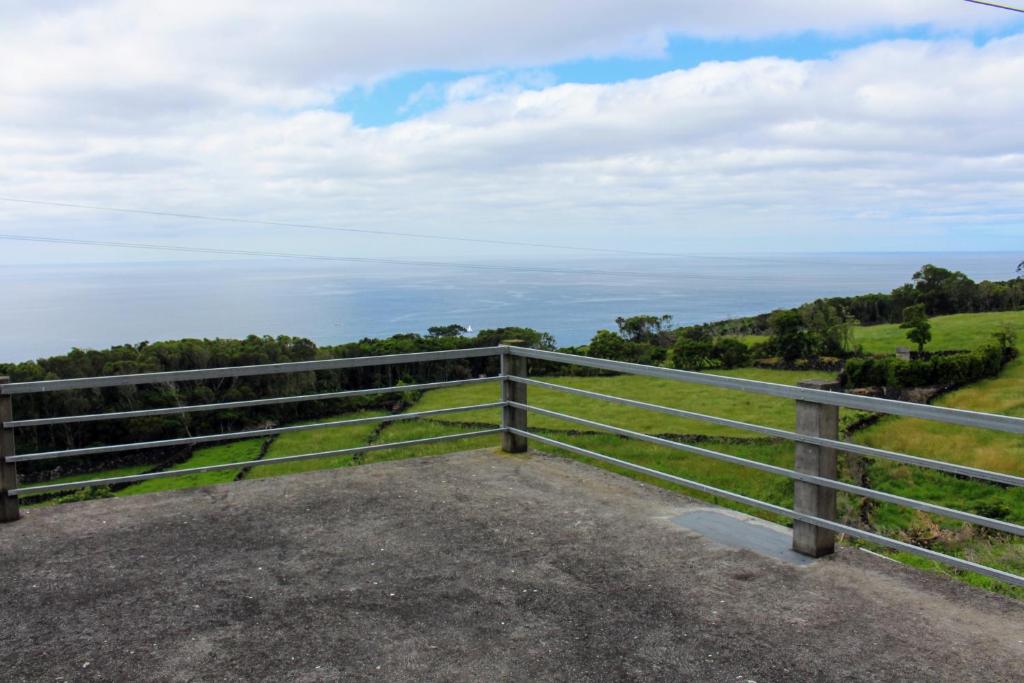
1, 2, 1023, 261
1, 1, 1014, 126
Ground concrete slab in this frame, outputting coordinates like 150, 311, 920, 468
671, 509, 816, 566
1, 449, 1022, 682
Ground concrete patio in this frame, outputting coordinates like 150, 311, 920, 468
1, 449, 1021, 681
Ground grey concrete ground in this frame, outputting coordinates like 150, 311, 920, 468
1, 449, 1021, 682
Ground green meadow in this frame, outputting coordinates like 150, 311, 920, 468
248, 410, 388, 479
739, 310, 1024, 354
852, 310, 1024, 354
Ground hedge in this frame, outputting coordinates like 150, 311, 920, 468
842, 345, 1014, 390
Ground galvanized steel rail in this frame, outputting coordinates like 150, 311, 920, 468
507, 427, 1024, 588
7, 403, 505, 462
502, 346, 1024, 588
0, 346, 506, 504
4, 376, 498, 428
9, 430, 502, 496
2, 344, 1023, 588
510, 347, 1024, 434
509, 376, 1024, 487
509, 401, 1024, 538
0, 347, 498, 395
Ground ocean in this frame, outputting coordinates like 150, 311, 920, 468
1, 252, 1018, 362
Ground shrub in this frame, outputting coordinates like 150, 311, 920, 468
842, 344, 1010, 390
588, 330, 664, 365
768, 310, 810, 361
711, 338, 750, 369
672, 336, 715, 370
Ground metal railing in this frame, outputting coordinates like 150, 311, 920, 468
0, 347, 504, 501
2, 345, 1023, 588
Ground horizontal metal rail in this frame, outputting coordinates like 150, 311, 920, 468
511, 402, 1024, 537
1, 346, 502, 395
513, 376, 1024, 488
8, 403, 503, 462
11, 429, 502, 497
509, 428, 1024, 588
510, 347, 1024, 435
4, 376, 498, 428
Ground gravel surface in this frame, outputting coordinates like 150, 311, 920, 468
2, 449, 1021, 682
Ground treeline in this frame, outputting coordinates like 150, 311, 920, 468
582, 306, 855, 371
694, 264, 1024, 337
1, 325, 554, 477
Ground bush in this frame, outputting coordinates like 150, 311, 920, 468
842, 344, 1010, 390
588, 330, 664, 365
768, 310, 810, 361
672, 336, 714, 370
711, 338, 750, 369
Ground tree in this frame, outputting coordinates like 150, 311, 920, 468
587, 329, 630, 360
587, 329, 663, 364
711, 338, 750, 369
472, 327, 555, 350
427, 324, 467, 338
912, 264, 976, 315
671, 336, 714, 370
768, 310, 810, 361
800, 300, 855, 356
614, 314, 673, 344
900, 304, 932, 353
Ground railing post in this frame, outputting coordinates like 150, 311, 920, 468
500, 348, 528, 453
0, 377, 19, 522
792, 379, 840, 557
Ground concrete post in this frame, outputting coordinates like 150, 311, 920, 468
0, 377, 19, 522
792, 379, 840, 557
500, 350, 528, 453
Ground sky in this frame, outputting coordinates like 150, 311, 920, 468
1, 0, 1024, 264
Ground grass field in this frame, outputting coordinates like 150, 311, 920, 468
845, 357, 1024, 595
386, 367, 846, 527
117, 439, 264, 496
853, 310, 1024, 354
32, 462, 154, 487
737, 310, 1024, 354
248, 410, 388, 479
414, 368, 836, 438
855, 358, 1024, 479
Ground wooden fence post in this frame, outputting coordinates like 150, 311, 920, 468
500, 349, 528, 453
792, 379, 840, 557
0, 377, 19, 522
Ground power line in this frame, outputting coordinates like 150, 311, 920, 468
963, 0, 1024, 14
0, 195, 673, 258
0, 195, 945, 272
0, 232, 905, 283
1, 194, 910, 270
0, 232, 675, 278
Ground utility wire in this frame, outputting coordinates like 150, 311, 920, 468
963, 0, 1024, 13
0, 232, 881, 282
0, 194, 913, 270
0, 196, 673, 258
0, 233, 676, 278
0, 195, 931, 271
